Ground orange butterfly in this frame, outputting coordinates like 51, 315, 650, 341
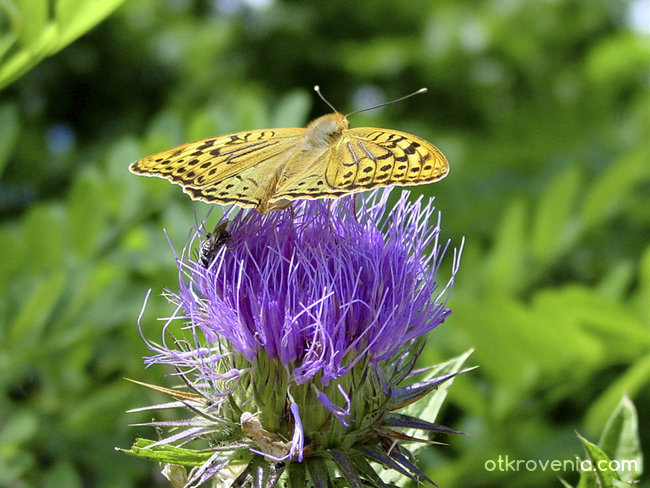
130, 87, 449, 213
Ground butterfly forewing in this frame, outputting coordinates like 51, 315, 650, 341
129, 128, 305, 209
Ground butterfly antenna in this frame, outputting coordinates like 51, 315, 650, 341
314, 85, 339, 113
345, 88, 428, 117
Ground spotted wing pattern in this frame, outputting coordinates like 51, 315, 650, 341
330, 128, 449, 189
129, 128, 305, 210
269, 128, 449, 205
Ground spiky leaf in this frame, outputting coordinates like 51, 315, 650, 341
598, 395, 643, 483
329, 449, 361, 488
116, 438, 213, 466
307, 457, 331, 488
577, 433, 623, 488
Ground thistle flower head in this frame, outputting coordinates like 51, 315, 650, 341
126, 189, 466, 487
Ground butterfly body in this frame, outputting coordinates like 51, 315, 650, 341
130, 110, 448, 213
302, 112, 349, 149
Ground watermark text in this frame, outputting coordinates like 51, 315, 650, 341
484, 454, 639, 473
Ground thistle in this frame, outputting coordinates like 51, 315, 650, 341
121, 189, 469, 488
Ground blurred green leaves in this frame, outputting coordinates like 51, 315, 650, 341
0, 0, 647, 487
0, 102, 18, 176
0, 0, 126, 90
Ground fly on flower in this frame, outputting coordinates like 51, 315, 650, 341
198, 220, 231, 268
121, 188, 471, 488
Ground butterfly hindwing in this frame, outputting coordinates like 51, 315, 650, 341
268, 148, 346, 208
325, 128, 449, 190
255, 127, 451, 210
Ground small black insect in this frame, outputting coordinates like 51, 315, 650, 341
199, 220, 231, 267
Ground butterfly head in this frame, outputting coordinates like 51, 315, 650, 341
304, 112, 349, 149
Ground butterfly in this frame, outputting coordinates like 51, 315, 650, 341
198, 220, 231, 268
129, 87, 449, 213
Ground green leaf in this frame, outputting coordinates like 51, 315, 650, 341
0, 2, 19, 59
558, 478, 575, 488
597, 396, 643, 482
341, 39, 412, 76
0, 225, 23, 292
186, 109, 219, 143
43, 462, 83, 488
0, 411, 38, 447
14, 0, 48, 46
359, 446, 417, 484
328, 449, 361, 488
451, 297, 564, 399
271, 89, 312, 127
400, 349, 474, 428
576, 433, 623, 488
383, 412, 462, 435
0, 21, 56, 86
235, 90, 270, 131
287, 462, 306, 488
8, 269, 67, 344
580, 149, 650, 230
349, 450, 388, 488
533, 285, 649, 369
636, 245, 650, 325
104, 136, 145, 221
0, 102, 19, 178
0, 0, 126, 89
388, 339, 424, 386
575, 468, 597, 488
55, 0, 127, 47
67, 168, 107, 259
117, 438, 214, 466
585, 353, 650, 434
22, 203, 67, 273
306, 456, 331, 488
530, 165, 581, 265
596, 260, 636, 301
143, 109, 185, 154
483, 199, 527, 294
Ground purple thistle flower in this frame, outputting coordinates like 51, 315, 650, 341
126, 188, 466, 487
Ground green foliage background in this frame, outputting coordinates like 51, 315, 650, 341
0, 0, 648, 487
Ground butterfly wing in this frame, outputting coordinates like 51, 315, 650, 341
325, 128, 449, 190
267, 149, 340, 210
130, 128, 305, 210
268, 127, 448, 207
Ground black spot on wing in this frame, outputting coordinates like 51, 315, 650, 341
197, 140, 216, 151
